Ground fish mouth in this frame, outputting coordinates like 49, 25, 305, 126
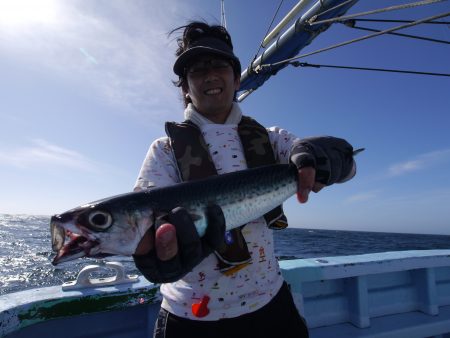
51, 216, 100, 265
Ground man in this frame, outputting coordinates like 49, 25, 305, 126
133, 22, 356, 338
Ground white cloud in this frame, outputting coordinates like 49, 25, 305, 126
344, 191, 379, 204
0, 1, 189, 120
388, 159, 423, 176
0, 139, 99, 172
388, 149, 450, 177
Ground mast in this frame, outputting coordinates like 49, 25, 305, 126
238, 0, 359, 101
262, 0, 315, 48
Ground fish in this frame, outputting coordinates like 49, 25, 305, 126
51, 163, 299, 265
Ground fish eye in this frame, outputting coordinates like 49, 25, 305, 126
88, 211, 113, 230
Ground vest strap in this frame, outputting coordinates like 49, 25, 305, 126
238, 116, 288, 230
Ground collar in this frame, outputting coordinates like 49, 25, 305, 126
184, 102, 242, 127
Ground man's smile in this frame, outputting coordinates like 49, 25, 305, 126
204, 88, 223, 95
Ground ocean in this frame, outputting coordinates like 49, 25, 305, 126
2, 213, 450, 296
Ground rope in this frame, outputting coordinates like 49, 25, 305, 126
262, 11, 450, 70
345, 22, 450, 44
309, 0, 447, 25
293, 62, 450, 77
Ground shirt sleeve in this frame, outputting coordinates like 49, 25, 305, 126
267, 126, 301, 164
134, 137, 181, 191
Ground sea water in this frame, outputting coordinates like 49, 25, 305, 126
2, 214, 450, 296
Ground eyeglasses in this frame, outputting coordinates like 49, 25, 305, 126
186, 59, 232, 76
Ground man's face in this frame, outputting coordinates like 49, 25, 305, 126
184, 54, 240, 123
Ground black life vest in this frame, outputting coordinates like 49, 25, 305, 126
165, 116, 288, 274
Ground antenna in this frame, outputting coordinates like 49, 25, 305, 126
221, 0, 227, 28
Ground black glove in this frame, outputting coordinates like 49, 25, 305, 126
290, 136, 356, 185
133, 205, 225, 284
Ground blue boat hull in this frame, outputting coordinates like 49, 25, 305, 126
2, 250, 450, 338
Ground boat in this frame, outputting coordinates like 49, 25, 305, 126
1, 0, 449, 337
2, 250, 450, 337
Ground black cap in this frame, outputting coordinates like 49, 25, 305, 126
173, 36, 241, 77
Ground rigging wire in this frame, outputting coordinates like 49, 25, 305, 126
348, 18, 450, 25
242, 0, 449, 98
262, 11, 450, 70
314, 0, 356, 19
252, 0, 285, 62
292, 62, 450, 77
309, 0, 447, 26
344, 20, 450, 44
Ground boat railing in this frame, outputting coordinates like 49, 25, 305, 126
280, 249, 450, 338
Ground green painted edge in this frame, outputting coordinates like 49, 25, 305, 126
1, 285, 160, 336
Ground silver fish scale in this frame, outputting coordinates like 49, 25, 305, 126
190, 169, 298, 237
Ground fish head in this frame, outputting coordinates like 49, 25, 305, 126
51, 194, 153, 265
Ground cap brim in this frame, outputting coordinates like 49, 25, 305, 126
173, 46, 239, 76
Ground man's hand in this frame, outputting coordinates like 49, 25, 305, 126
133, 206, 225, 284
134, 222, 178, 260
290, 136, 356, 186
296, 167, 325, 203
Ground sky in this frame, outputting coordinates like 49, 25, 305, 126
0, 0, 449, 235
